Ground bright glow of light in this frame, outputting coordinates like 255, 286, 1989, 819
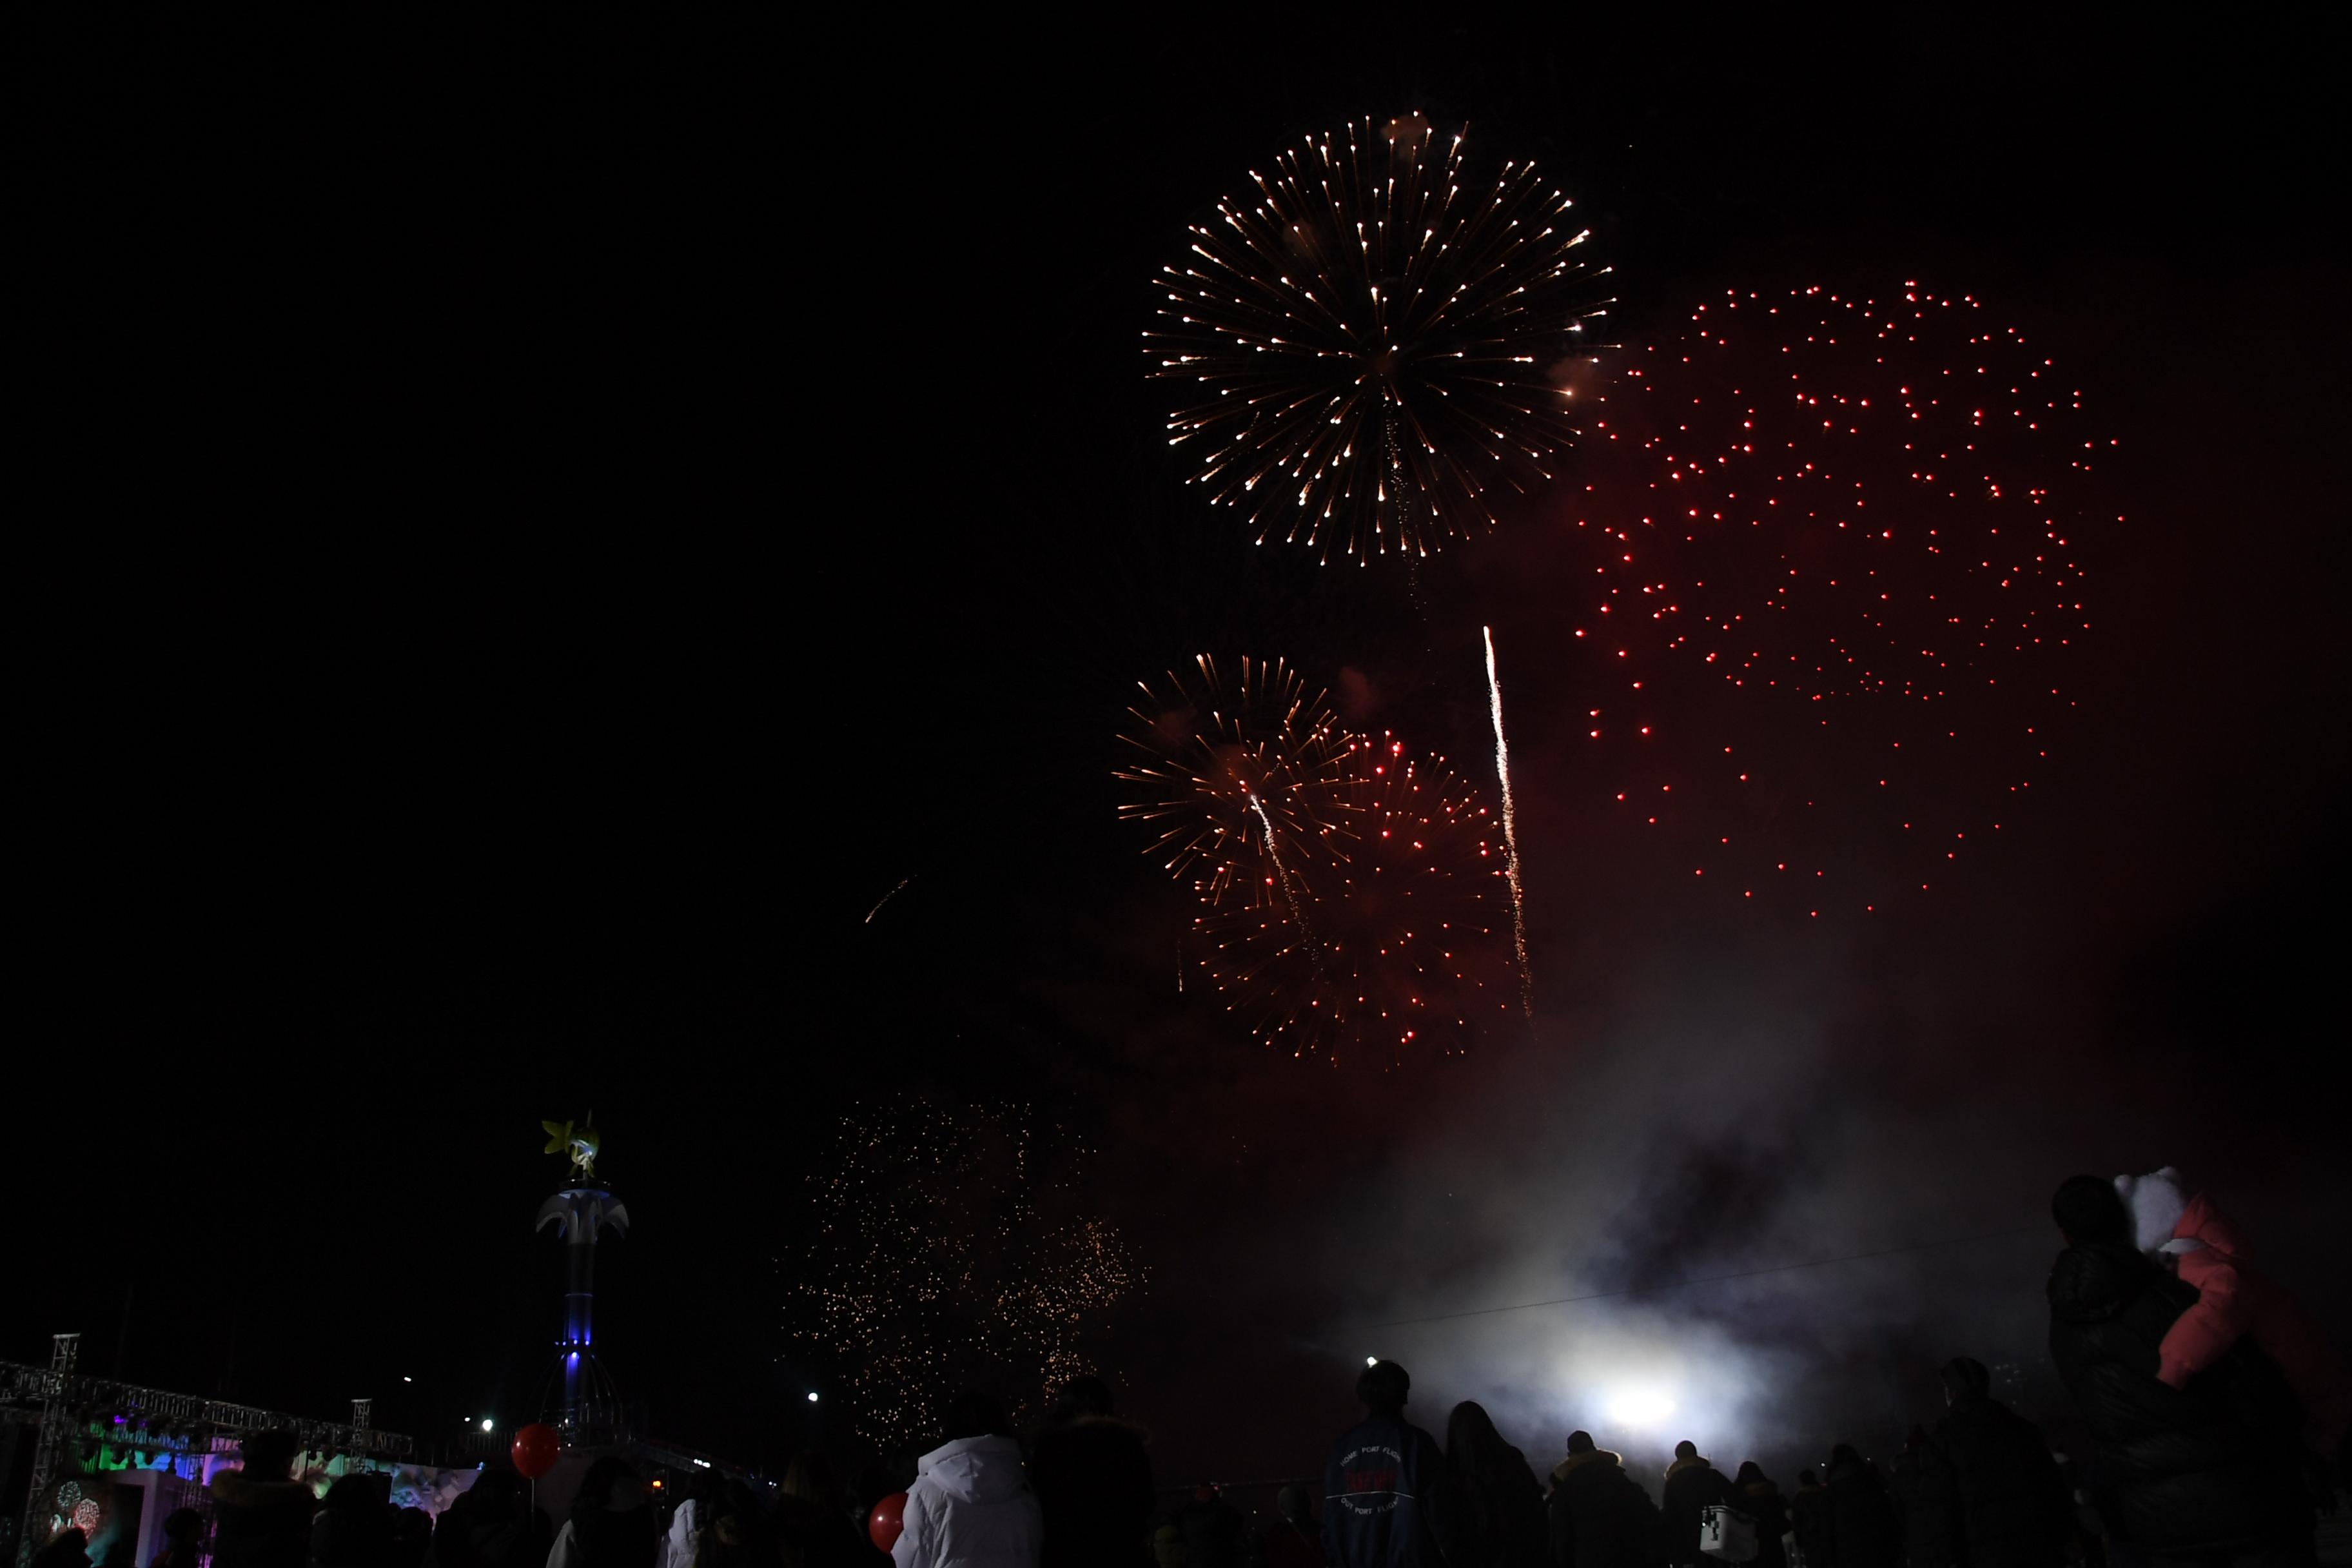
1366, 1356, 1380, 1367
805, 1392, 820, 1404
691, 1459, 711, 1470
479, 1419, 493, 1433
1606, 1388, 1678, 1430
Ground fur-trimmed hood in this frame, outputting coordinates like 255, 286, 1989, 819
1664, 1455, 1715, 1482
1552, 1449, 1624, 1484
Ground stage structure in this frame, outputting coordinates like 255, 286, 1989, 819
3, 1336, 413, 1568
534, 1113, 629, 1438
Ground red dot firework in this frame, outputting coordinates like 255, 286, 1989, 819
1560, 281, 2112, 908
1122, 691, 1520, 1063
1146, 113, 1614, 564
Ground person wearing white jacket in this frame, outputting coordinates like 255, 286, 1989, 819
892, 1395, 1043, 1568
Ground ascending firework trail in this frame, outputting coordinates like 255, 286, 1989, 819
1483, 627, 1534, 1019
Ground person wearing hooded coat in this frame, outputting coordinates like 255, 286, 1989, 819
1661, 1444, 1734, 1568
1823, 1447, 1901, 1568
1928, 1358, 2069, 1568
2117, 1168, 2351, 1460
892, 1392, 1042, 1568
1029, 1376, 1153, 1568
1446, 1401, 1548, 1568
2045, 1175, 2312, 1566
1547, 1431, 1663, 1568
1733, 1465, 1790, 1568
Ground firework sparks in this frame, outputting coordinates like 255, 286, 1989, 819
1561, 281, 2112, 907
1115, 654, 1352, 904
1182, 730, 1519, 1063
789, 1102, 1144, 1448
1146, 113, 1614, 564
1483, 627, 1534, 1017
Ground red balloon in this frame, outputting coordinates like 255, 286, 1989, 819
510, 1424, 561, 1480
867, 1493, 907, 1553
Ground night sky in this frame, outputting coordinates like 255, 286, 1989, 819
15, 10, 2349, 1491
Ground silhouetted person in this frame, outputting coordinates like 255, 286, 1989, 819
214, 1431, 318, 1568
389, 1511, 435, 1568
1930, 1357, 2069, 1568
1735, 1464, 1790, 1568
1446, 1400, 1547, 1568
32, 1528, 92, 1568
153, 1509, 207, 1568
1324, 1359, 1456, 1567
313, 1473, 393, 1568
1549, 1430, 1664, 1568
774, 1453, 867, 1568
1789, 1472, 1831, 1568
1176, 1485, 1244, 1568
698, 1482, 777, 1568
894, 1391, 1042, 1567
1890, 1429, 1957, 1568
1260, 1485, 1322, 1568
1030, 1375, 1154, 1568
1825, 1447, 1901, 1568
2046, 1174, 2311, 1567
549, 1458, 658, 1568
440, 1473, 546, 1568
1662, 1443, 1734, 1568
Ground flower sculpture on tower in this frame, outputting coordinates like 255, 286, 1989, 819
534, 1112, 629, 1436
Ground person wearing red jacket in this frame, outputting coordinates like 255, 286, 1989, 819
2115, 1168, 2350, 1458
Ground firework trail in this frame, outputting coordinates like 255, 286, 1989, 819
1484, 626, 1534, 1017
1113, 654, 1351, 900
1248, 787, 1322, 972
861, 876, 913, 924
1146, 113, 1614, 563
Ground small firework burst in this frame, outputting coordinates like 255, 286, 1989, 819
789, 1102, 1144, 1448
1114, 654, 1353, 906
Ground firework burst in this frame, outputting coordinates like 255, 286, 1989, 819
789, 1102, 1144, 1449
1114, 654, 1353, 906
1147, 113, 1614, 564
1188, 730, 1519, 1062
1559, 280, 2112, 907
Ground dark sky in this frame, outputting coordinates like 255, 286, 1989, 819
15, 10, 2349, 1486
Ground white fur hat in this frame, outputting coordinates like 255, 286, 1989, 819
2114, 1167, 2191, 1255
